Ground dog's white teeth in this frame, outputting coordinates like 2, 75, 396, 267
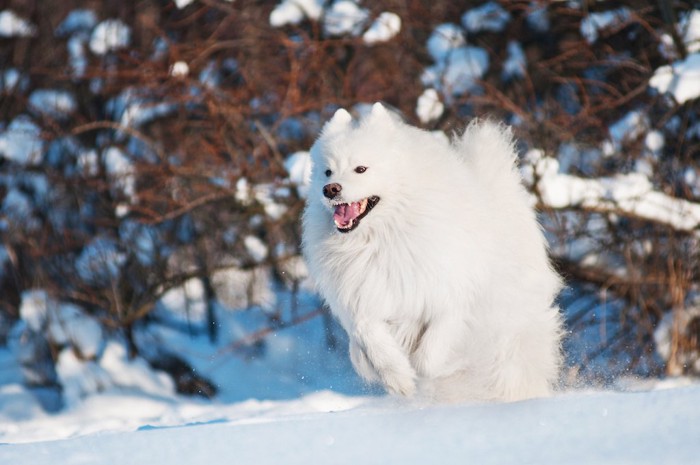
360, 198, 368, 212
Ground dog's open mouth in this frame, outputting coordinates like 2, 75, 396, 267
333, 196, 380, 232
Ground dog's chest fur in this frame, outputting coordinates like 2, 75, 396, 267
314, 221, 452, 327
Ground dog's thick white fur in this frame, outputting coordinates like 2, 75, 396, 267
302, 103, 563, 402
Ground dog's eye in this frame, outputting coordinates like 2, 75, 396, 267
324, 169, 332, 177
354, 166, 367, 174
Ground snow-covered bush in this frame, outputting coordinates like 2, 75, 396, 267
0, 0, 699, 408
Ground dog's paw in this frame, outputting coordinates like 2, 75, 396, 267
349, 342, 379, 383
412, 346, 451, 379
411, 329, 457, 379
381, 366, 417, 397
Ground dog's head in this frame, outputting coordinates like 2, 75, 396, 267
309, 103, 401, 233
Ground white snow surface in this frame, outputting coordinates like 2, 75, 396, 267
269, 0, 379, 36
415, 88, 444, 124
0, 10, 36, 38
422, 23, 489, 98
603, 109, 649, 156
322, 1, 369, 37
67, 35, 88, 77
102, 146, 136, 202
243, 235, 269, 263
524, 151, 700, 232
426, 23, 465, 62
170, 61, 190, 77
644, 129, 665, 154
18, 291, 102, 360
679, 9, 700, 53
0, 68, 23, 93
75, 236, 127, 285
269, 0, 324, 27
580, 8, 631, 44
28, 90, 78, 120
89, 19, 131, 55
55, 9, 97, 37
462, 2, 511, 34
502, 40, 526, 80
284, 150, 312, 197
1, 189, 39, 231
0, 116, 44, 166
526, 2, 549, 33
0, 382, 698, 464
18, 290, 52, 333
49, 304, 103, 360
174, 0, 196, 9
211, 267, 277, 311
362, 12, 401, 45
649, 52, 700, 104
120, 100, 176, 128
175, 0, 235, 8
422, 45, 489, 98
249, 183, 288, 220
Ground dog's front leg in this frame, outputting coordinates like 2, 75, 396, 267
411, 315, 466, 379
349, 340, 380, 383
352, 319, 417, 397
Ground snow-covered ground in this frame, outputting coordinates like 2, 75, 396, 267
1, 381, 699, 464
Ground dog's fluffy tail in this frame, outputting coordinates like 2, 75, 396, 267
454, 120, 520, 186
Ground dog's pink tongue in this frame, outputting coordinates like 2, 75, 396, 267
334, 202, 361, 228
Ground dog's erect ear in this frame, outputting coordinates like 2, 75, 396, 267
368, 102, 395, 126
323, 108, 352, 135
371, 102, 388, 117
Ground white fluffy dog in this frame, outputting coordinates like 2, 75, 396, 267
302, 103, 563, 402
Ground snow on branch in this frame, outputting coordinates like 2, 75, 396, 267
524, 151, 700, 233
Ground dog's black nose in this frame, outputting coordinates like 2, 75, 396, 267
323, 183, 342, 199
